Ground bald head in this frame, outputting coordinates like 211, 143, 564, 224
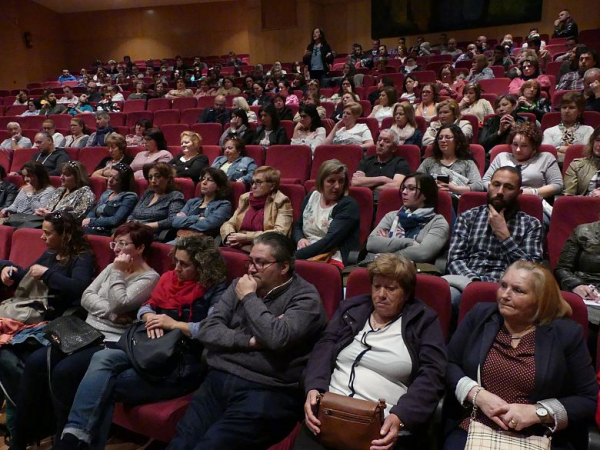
214, 95, 227, 111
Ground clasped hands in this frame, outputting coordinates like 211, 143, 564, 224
473, 389, 541, 431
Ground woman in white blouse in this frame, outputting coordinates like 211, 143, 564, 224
458, 82, 494, 125
291, 105, 326, 155
0, 161, 54, 217
324, 102, 374, 150
369, 86, 397, 126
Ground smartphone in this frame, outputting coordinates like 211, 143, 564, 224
437, 175, 450, 183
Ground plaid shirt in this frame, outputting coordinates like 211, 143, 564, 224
447, 205, 543, 282
556, 71, 584, 91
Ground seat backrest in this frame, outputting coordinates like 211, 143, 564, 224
346, 268, 452, 339
457, 191, 543, 221
478, 78, 511, 95
89, 177, 107, 201
278, 184, 306, 223
356, 117, 379, 141
79, 147, 110, 175
108, 112, 126, 126
220, 248, 249, 282
180, 108, 203, 126
153, 109, 180, 127
172, 97, 197, 111
123, 99, 147, 113
126, 111, 154, 128
459, 281, 588, 340
541, 112, 561, 131
295, 260, 343, 320
245, 145, 266, 167
9, 228, 45, 267
547, 196, 600, 270
147, 242, 175, 274
190, 123, 223, 145
0, 226, 14, 260
10, 148, 38, 173
311, 145, 363, 179
462, 114, 480, 144
175, 178, 195, 200
48, 114, 72, 129
200, 145, 222, 165
161, 124, 190, 146
347, 186, 374, 244
147, 98, 172, 112
86, 235, 114, 271
584, 111, 600, 129
562, 145, 585, 176
265, 145, 312, 184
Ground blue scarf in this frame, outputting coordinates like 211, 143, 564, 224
389, 207, 435, 239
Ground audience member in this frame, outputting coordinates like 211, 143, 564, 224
41, 92, 68, 116
219, 109, 255, 146
465, 55, 495, 83
197, 95, 231, 126
42, 119, 66, 148
304, 28, 334, 81
128, 80, 147, 100
423, 99, 473, 147
57, 86, 79, 105
459, 83, 494, 124
0, 166, 17, 212
86, 112, 115, 147
368, 86, 397, 126
30, 132, 71, 176
508, 58, 551, 96
436, 64, 464, 99
414, 83, 439, 123
169, 131, 209, 183
58, 70, 77, 83
400, 74, 419, 104
91, 133, 133, 179
68, 94, 94, 116
232, 96, 257, 122
455, 44, 479, 65
390, 102, 423, 146
125, 118, 153, 147
331, 92, 360, 122
488, 45, 512, 73
324, 102, 374, 149
272, 94, 294, 121
0, 162, 54, 218
21, 100, 41, 117
0, 122, 32, 151
253, 103, 290, 147
514, 80, 551, 122
212, 137, 257, 187
479, 95, 528, 153
130, 128, 173, 179
369, 76, 395, 105
442, 38, 463, 61
584, 68, 600, 112
563, 127, 600, 196
12, 91, 29, 106
247, 82, 270, 106
557, 49, 598, 91
523, 35, 551, 73
290, 104, 326, 153
553, 8, 579, 38
63, 118, 90, 149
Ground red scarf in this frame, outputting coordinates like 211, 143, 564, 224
144, 271, 206, 318
240, 193, 267, 232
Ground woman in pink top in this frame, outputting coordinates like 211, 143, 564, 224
130, 128, 173, 179
278, 81, 300, 106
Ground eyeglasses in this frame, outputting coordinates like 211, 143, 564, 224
402, 185, 420, 193
251, 179, 269, 186
437, 135, 455, 141
244, 259, 278, 271
110, 240, 133, 250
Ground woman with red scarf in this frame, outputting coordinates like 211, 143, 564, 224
220, 166, 293, 253
52, 235, 228, 450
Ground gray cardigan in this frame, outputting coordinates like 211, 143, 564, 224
417, 158, 484, 192
367, 212, 449, 263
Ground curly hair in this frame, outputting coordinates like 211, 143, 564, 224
43, 211, 92, 264
432, 124, 474, 162
508, 122, 542, 156
174, 235, 227, 287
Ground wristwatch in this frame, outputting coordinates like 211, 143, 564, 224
536, 405, 549, 421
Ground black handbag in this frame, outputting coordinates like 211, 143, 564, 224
44, 315, 104, 354
117, 321, 186, 382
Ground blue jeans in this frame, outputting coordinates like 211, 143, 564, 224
62, 348, 198, 450
167, 369, 302, 450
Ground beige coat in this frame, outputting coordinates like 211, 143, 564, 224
564, 158, 599, 196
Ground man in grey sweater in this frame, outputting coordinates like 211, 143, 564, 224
167, 232, 327, 450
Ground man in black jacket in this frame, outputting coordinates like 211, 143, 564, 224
197, 95, 230, 126
553, 9, 578, 38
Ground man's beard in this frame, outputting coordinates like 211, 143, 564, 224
487, 193, 517, 213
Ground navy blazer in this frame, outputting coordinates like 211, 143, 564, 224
445, 303, 598, 447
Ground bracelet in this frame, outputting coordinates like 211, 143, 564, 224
471, 387, 484, 408
530, 188, 539, 196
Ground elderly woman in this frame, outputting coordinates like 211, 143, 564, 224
390, 102, 423, 146
83, 163, 138, 236
418, 125, 483, 199
128, 162, 184, 236
331, 92, 360, 123
459, 83, 494, 125
172, 167, 232, 239
212, 137, 257, 187
212, 77, 242, 97
414, 83, 439, 123
484, 123, 563, 199
169, 131, 209, 183
232, 96, 257, 122
444, 261, 597, 449
366, 173, 449, 264
324, 103, 374, 150
165, 78, 194, 99
515, 80, 551, 123
35, 161, 95, 221
1, 162, 54, 218
294, 160, 360, 269
53, 235, 228, 450
10, 223, 159, 450
369, 86, 397, 126
422, 99, 473, 147
91, 133, 134, 179
436, 64, 465, 99
291, 104, 326, 154
295, 253, 447, 449
220, 166, 292, 252
63, 118, 90, 149
125, 118, 153, 147
542, 92, 594, 163
130, 128, 173, 179
564, 127, 600, 196
253, 103, 290, 147
508, 58, 551, 96
479, 95, 528, 153
218, 109, 256, 146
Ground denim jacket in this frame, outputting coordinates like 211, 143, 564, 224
86, 190, 138, 231
172, 198, 233, 233
211, 156, 257, 186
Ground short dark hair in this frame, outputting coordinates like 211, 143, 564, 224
143, 161, 175, 192
200, 167, 231, 201
493, 165, 523, 190
400, 173, 438, 209
253, 232, 296, 275
143, 128, 168, 151
113, 222, 154, 257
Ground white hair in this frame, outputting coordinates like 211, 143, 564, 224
7, 122, 21, 130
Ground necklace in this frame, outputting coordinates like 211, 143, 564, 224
509, 325, 535, 340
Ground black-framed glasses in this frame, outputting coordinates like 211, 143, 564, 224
251, 179, 270, 186
244, 259, 278, 271
401, 185, 420, 193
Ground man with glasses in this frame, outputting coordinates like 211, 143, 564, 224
443, 166, 543, 312
167, 232, 327, 450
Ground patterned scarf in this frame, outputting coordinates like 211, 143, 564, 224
558, 121, 580, 147
389, 207, 435, 239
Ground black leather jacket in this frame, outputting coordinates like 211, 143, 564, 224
555, 221, 600, 291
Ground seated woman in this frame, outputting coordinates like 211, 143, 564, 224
294, 160, 360, 269
414, 83, 439, 123
10, 223, 159, 450
35, 162, 95, 221
444, 261, 597, 449
484, 123, 563, 199
278, 80, 300, 106
389, 102, 423, 146
324, 102, 374, 150
1, 162, 54, 218
436, 64, 465, 99
0, 212, 95, 440
366, 173, 449, 264
127, 162, 185, 237
328, 76, 355, 105
295, 253, 446, 450
330, 92, 360, 123
369, 86, 397, 126
220, 166, 292, 253
422, 99, 473, 147
218, 109, 256, 147
459, 83, 494, 125
172, 167, 233, 239
68, 94, 94, 116
0, 165, 18, 212
247, 81, 270, 106
21, 99, 41, 117
253, 103, 290, 148
125, 118, 153, 147
272, 94, 294, 121
193, 78, 211, 99
479, 95, 528, 153
63, 118, 90, 149
400, 75, 419, 105
418, 124, 483, 200
130, 128, 173, 179
508, 57, 551, 96
165, 78, 194, 99
515, 80, 551, 123
542, 92, 594, 163
232, 96, 257, 122
83, 163, 138, 236
212, 137, 257, 187
52, 235, 228, 450
212, 77, 242, 96
564, 127, 600, 196
128, 80, 148, 100
169, 131, 209, 183
294, 91, 327, 122
291, 104, 326, 154
91, 133, 134, 179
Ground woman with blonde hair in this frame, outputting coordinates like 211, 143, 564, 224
422, 99, 473, 146
390, 102, 422, 146
169, 131, 208, 183
324, 103, 374, 150
459, 83, 494, 125
232, 96, 257, 123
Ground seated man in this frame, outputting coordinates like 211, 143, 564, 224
0, 122, 32, 151
86, 81, 103, 103
42, 119, 66, 148
465, 54, 495, 83
557, 49, 598, 91
553, 8, 578, 38
85, 111, 115, 147
41, 92, 68, 116
167, 232, 327, 450
197, 95, 231, 126
351, 129, 410, 198
442, 38, 463, 61
58, 69, 77, 83
443, 166, 543, 308
584, 68, 600, 112
30, 131, 71, 176
57, 86, 79, 105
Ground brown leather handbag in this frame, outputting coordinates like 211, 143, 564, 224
316, 392, 386, 450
